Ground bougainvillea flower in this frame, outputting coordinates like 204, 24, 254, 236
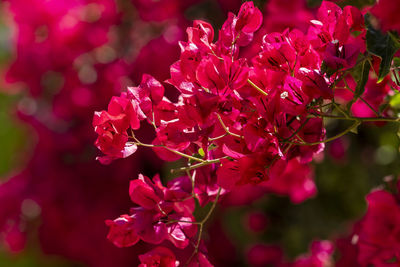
218, 1, 262, 54
93, 94, 142, 164
93, 110, 136, 165
105, 214, 139, 248
129, 174, 164, 210
187, 20, 215, 53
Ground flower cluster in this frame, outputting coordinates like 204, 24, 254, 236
106, 174, 197, 249
93, 1, 400, 265
94, 1, 376, 190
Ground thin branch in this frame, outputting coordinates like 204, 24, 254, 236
134, 142, 205, 163
247, 79, 269, 97
343, 78, 380, 116
283, 120, 361, 146
171, 158, 224, 174
216, 113, 243, 139
185, 188, 222, 265
308, 113, 400, 123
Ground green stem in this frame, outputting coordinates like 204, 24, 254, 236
209, 133, 228, 141
332, 102, 350, 119
283, 118, 310, 142
247, 79, 268, 97
216, 114, 243, 139
134, 142, 205, 163
309, 113, 400, 123
165, 220, 201, 225
343, 78, 380, 116
185, 188, 222, 265
284, 120, 361, 146
171, 158, 224, 174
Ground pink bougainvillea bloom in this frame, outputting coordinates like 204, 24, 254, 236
129, 174, 164, 210
92, 110, 137, 164
187, 20, 215, 53
105, 214, 139, 248
93, 94, 141, 164
218, 1, 262, 54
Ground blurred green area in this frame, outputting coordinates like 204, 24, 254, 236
0, 93, 29, 177
0, 250, 82, 267
0, 4, 28, 178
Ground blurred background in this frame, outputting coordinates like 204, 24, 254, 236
0, 0, 396, 266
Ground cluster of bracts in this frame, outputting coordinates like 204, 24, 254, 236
93, 1, 400, 266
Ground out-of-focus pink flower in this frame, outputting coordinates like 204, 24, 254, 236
328, 137, 349, 163
357, 190, 400, 266
263, 158, 317, 204
139, 246, 179, 267
247, 244, 283, 267
371, 0, 400, 34
245, 211, 268, 233
4, 224, 26, 253
292, 240, 334, 267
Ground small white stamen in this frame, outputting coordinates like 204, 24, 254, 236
310, 20, 323, 26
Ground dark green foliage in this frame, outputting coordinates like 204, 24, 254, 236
353, 56, 371, 97
366, 14, 400, 82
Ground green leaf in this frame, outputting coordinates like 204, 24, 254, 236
352, 56, 371, 97
0, 93, 30, 177
390, 92, 400, 109
321, 60, 337, 78
198, 148, 205, 157
208, 143, 218, 151
397, 126, 400, 140
350, 124, 359, 134
391, 57, 400, 86
365, 14, 400, 82
393, 57, 400, 67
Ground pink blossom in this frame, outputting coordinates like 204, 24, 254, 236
93, 94, 141, 164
